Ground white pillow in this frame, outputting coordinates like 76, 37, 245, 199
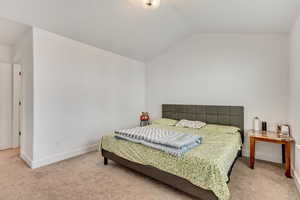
176, 119, 206, 129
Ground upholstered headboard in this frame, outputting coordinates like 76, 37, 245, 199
162, 104, 244, 143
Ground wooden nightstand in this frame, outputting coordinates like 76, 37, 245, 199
248, 130, 294, 178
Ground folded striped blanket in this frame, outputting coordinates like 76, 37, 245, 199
114, 127, 202, 156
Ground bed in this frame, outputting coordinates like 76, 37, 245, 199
100, 104, 244, 200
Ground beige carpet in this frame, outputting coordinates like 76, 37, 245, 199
0, 149, 299, 200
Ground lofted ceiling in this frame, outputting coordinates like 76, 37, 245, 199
0, 17, 30, 46
0, 0, 299, 61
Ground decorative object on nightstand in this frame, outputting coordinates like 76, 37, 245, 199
253, 117, 261, 131
140, 112, 150, 127
262, 121, 267, 131
248, 130, 294, 178
277, 124, 291, 137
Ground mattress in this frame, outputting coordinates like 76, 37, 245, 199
99, 124, 242, 200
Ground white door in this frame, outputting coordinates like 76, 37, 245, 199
0, 62, 12, 150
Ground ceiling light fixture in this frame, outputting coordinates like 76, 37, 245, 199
144, 0, 160, 9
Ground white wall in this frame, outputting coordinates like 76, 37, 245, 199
146, 34, 290, 163
8, 27, 292, 168
13, 29, 34, 162
0, 44, 12, 150
0, 44, 12, 63
0, 62, 12, 150
31, 28, 146, 168
290, 15, 300, 191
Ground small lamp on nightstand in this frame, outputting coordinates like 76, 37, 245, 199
253, 117, 261, 131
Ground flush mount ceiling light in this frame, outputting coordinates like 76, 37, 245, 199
144, 0, 160, 9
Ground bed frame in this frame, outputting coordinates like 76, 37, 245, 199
101, 104, 244, 200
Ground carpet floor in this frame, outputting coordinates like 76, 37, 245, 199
0, 149, 299, 200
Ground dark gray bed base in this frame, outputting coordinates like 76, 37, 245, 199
102, 149, 241, 200
102, 104, 244, 200
102, 149, 218, 200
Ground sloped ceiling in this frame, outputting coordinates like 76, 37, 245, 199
0, 0, 299, 61
0, 18, 30, 45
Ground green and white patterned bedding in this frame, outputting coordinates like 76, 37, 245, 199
99, 124, 242, 200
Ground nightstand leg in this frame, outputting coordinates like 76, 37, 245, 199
284, 142, 292, 178
249, 137, 255, 169
282, 144, 285, 164
104, 157, 108, 165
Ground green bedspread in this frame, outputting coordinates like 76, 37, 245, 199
99, 124, 242, 200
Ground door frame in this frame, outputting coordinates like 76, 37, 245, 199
12, 64, 22, 148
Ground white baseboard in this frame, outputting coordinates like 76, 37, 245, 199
20, 152, 33, 168
293, 169, 300, 194
30, 144, 98, 169
294, 144, 300, 194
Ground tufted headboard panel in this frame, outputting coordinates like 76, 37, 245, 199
162, 104, 244, 143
